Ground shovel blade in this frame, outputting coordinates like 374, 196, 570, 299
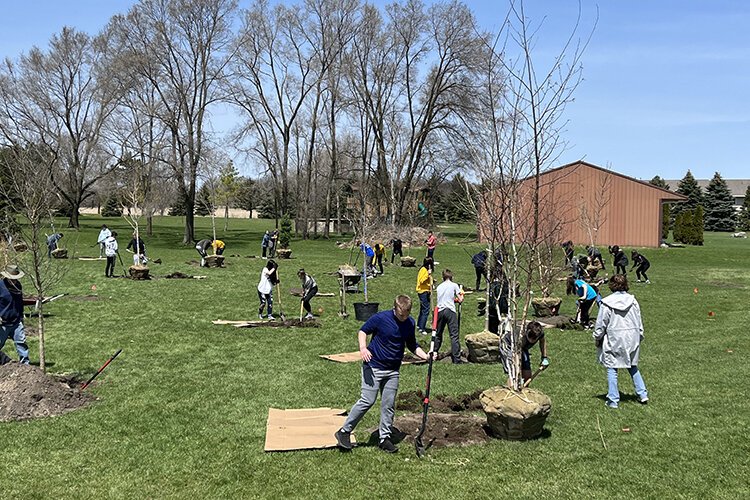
415, 438, 426, 458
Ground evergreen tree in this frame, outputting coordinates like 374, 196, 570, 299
168, 194, 188, 216
101, 196, 122, 217
649, 176, 670, 190
738, 186, 750, 231
195, 184, 212, 217
661, 203, 670, 240
692, 206, 704, 245
673, 170, 703, 220
673, 211, 686, 243
279, 213, 293, 248
234, 177, 256, 213
703, 172, 736, 231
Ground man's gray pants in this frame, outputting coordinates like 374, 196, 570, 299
436, 308, 461, 362
341, 364, 399, 442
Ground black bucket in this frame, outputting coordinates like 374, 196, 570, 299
353, 302, 379, 321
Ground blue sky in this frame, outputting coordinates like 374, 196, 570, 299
1, 0, 748, 181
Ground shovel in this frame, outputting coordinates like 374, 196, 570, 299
299, 299, 305, 322
276, 282, 286, 321
415, 306, 439, 458
523, 364, 547, 388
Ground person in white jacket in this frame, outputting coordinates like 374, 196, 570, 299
593, 274, 649, 409
97, 224, 111, 258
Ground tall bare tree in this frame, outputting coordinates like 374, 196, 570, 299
0, 27, 119, 228
105, 0, 238, 244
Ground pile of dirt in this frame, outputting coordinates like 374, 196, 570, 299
336, 225, 446, 249
396, 390, 483, 413
368, 413, 492, 449
0, 363, 94, 422
165, 271, 192, 279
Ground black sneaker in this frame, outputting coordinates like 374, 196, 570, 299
334, 429, 353, 451
378, 438, 398, 453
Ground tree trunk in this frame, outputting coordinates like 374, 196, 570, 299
37, 303, 45, 371
184, 201, 195, 244
67, 202, 81, 228
146, 215, 153, 236
224, 205, 229, 232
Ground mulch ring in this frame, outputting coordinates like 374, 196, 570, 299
367, 413, 492, 450
0, 363, 94, 422
396, 389, 484, 413
165, 271, 193, 279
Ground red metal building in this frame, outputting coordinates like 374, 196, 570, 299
479, 161, 687, 248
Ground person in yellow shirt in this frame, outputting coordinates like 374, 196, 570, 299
373, 243, 386, 275
415, 257, 434, 335
212, 239, 225, 256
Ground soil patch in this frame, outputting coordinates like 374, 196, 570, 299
186, 260, 200, 266
165, 271, 192, 279
237, 319, 321, 328
396, 389, 483, 413
367, 413, 491, 449
0, 363, 94, 422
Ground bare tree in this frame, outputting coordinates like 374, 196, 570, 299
0, 145, 67, 371
105, 0, 238, 244
0, 27, 120, 228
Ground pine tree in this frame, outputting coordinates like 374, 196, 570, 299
738, 186, 750, 231
692, 206, 704, 245
195, 184, 212, 217
649, 176, 670, 190
279, 213, 293, 249
703, 172, 736, 231
661, 203, 670, 240
673, 170, 703, 220
168, 195, 187, 216
101, 196, 122, 217
673, 211, 686, 243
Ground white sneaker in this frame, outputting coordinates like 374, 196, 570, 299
645, 280, 651, 284
267, 315, 275, 320
636, 279, 642, 283
259, 314, 264, 320
305, 313, 314, 320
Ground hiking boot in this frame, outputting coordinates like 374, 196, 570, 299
335, 429, 353, 451
378, 438, 398, 453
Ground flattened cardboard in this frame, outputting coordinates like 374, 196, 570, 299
264, 407, 356, 451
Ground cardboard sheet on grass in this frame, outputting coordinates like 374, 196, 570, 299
320, 352, 425, 365
265, 407, 356, 451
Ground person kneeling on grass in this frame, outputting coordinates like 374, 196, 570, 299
335, 295, 433, 454
593, 274, 648, 409
257, 260, 279, 320
297, 268, 318, 320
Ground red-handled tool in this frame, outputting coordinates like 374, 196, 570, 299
415, 306, 439, 457
81, 349, 122, 390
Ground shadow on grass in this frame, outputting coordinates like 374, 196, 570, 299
594, 393, 643, 403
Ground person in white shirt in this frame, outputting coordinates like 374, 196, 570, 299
434, 269, 465, 364
257, 260, 279, 320
97, 224, 111, 258
104, 232, 119, 277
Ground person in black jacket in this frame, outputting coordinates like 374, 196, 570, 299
609, 245, 628, 275
0, 265, 30, 364
390, 238, 403, 264
631, 251, 651, 284
586, 245, 605, 270
471, 250, 487, 291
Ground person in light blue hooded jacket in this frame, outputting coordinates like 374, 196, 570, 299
593, 274, 649, 409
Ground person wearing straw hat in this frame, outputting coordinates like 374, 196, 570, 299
0, 265, 30, 364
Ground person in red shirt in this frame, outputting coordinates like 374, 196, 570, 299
425, 231, 437, 259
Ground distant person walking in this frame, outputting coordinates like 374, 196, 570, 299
471, 250, 487, 291
390, 238, 403, 264
425, 231, 437, 260
97, 225, 111, 258
631, 251, 651, 284
593, 274, 649, 409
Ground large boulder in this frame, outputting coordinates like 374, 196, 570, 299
465, 332, 500, 363
480, 386, 552, 440
531, 297, 561, 317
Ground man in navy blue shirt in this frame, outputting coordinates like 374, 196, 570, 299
335, 295, 432, 453
0, 265, 30, 364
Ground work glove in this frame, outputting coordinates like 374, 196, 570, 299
541, 357, 550, 367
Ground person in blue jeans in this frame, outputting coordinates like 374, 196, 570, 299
0, 265, 30, 364
566, 276, 598, 327
335, 295, 432, 454
593, 274, 648, 408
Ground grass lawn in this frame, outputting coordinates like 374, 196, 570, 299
1, 216, 748, 499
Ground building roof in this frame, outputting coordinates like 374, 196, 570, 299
536, 161, 687, 201
663, 178, 750, 197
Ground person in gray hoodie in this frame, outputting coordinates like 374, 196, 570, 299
593, 274, 649, 409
